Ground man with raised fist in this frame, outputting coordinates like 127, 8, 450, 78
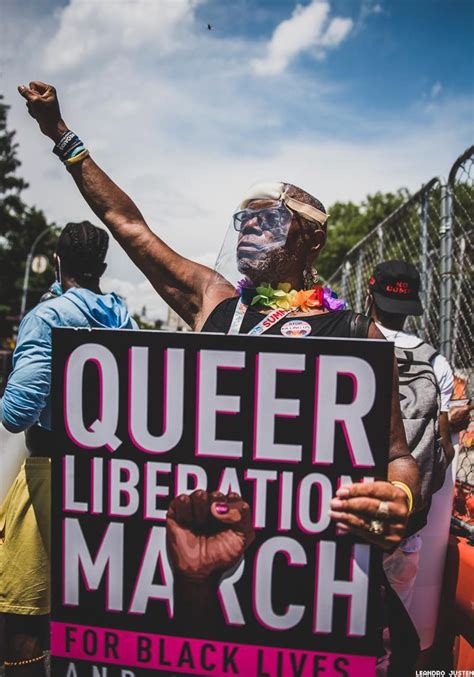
17, 80, 419, 555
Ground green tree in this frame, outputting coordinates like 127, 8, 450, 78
0, 95, 58, 336
318, 189, 411, 280
132, 313, 163, 330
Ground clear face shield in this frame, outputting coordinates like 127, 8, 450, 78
206, 182, 328, 299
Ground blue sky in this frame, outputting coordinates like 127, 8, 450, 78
197, 0, 473, 117
191, 0, 473, 134
1, 0, 473, 318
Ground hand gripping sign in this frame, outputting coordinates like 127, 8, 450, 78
50, 328, 392, 677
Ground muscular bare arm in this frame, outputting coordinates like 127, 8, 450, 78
67, 155, 229, 328
18, 81, 232, 329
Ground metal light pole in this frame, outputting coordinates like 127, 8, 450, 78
439, 183, 453, 362
20, 227, 52, 319
419, 189, 429, 341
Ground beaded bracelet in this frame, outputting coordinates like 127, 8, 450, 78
4, 653, 46, 667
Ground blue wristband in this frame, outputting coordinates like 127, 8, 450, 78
67, 145, 86, 159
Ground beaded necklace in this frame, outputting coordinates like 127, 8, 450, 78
228, 280, 347, 336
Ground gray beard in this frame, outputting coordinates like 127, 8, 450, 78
237, 247, 302, 286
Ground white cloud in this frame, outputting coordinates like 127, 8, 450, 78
43, 0, 201, 72
252, 1, 353, 76
431, 81, 443, 98
353, 1, 385, 34
319, 17, 353, 47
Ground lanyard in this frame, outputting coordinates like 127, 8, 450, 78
227, 298, 293, 336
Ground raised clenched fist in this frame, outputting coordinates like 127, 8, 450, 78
18, 81, 66, 140
166, 490, 255, 581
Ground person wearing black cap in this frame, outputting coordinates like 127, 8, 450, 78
367, 260, 426, 317
365, 260, 455, 611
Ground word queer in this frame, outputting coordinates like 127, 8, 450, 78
64, 345, 376, 468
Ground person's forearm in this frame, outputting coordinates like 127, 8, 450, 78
46, 124, 216, 327
45, 122, 168, 260
387, 354, 420, 506
68, 157, 152, 248
20, 86, 165, 285
0, 398, 20, 432
0, 317, 52, 434
1, 400, 41, 433
439, 411, 455, 465
388, 455, 420, 510
67, 153, 223, 328
47, 122, 151, 246
448, 404, 473, 434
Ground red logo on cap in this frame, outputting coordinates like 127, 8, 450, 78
386, 281, 411, 295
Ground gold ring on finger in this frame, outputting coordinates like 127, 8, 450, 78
376, 500, 390, 519
368, 519, 384, 535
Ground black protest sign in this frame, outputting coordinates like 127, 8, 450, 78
50, 329, 393, 677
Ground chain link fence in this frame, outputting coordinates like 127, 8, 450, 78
329, 177, 444, 347
328, 146, 473, 492
444, 146, 474, 374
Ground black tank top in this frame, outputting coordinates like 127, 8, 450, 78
202, 298, 417, 664
202, 297, 371, 338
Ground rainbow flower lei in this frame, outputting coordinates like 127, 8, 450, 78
236, 280, 347, 313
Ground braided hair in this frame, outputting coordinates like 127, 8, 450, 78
56, 221, 109, 285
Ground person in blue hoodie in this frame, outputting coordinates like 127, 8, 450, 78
0, 221, 136, 675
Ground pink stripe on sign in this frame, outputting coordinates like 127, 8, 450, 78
51, 621, 376, 676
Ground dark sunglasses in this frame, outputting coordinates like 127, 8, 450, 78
233, 203, 293, 236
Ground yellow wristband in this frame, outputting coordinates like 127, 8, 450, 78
390, 481, 414, 514
65, 149, 90, 165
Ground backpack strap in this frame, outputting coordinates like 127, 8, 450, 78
349, 312, 372, 338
